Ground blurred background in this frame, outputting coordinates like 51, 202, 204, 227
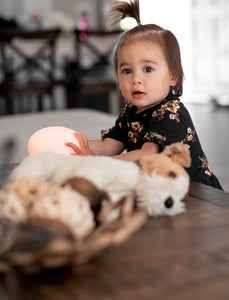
0, 0, 228, 191
1, 0, 229, 105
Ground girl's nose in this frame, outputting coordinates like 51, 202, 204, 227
131, 74, 142, 85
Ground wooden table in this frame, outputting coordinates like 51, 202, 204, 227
1, 166, 229, 299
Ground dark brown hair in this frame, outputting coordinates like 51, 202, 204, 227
108, 0, 184, 96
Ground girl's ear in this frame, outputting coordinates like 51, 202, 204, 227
169, 74, 177, 87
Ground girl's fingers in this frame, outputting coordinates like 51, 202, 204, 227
80, 133, 88, 144
65, 142, 81, 154
73, 133, 87, 151
69, 133, 94, 156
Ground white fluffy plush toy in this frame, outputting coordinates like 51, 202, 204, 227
10, 142, 191, 217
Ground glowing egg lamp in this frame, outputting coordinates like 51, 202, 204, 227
27, 126, 80, 155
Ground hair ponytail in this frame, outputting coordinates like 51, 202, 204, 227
107, 0, 140, 31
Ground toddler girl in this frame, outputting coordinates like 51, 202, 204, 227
66, 0, 222, 189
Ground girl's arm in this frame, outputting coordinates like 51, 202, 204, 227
65, 133, 158, 162
65, 133, 125, 156
89, 138, 125, 156
112, 141, 158, 161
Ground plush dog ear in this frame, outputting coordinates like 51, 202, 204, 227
162, 143, 191, 168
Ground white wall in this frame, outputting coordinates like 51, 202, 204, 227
0, 0, 114, 29
140, 0, 193, 101
0, 0, 53, 25
0, 0, 23, 19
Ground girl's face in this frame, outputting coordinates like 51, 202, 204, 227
117, 40, 176, 113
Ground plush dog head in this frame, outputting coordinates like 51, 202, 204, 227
137, 143, 191, 216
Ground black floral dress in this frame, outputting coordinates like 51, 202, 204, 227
102, 93, 222, 190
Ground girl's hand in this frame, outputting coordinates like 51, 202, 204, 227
65, 133, 94, 156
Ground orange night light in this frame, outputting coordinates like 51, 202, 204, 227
27, 126, 80, 155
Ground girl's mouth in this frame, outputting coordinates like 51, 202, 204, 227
132, 91, 145, 99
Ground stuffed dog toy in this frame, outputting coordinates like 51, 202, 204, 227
0, 142, 191, 273
137, 142, 191, 216
6, 142, 191, 217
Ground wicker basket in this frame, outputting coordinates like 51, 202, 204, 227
0, 196, 147, 274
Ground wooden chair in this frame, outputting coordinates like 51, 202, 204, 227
73, 29, 123, 113
0, 28, 61, 114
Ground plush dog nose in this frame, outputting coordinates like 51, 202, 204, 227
164, 197, 174, 208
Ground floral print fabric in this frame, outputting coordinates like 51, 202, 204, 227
101, 93, 222, 189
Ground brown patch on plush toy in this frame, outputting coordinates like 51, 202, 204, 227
162, 143, 191, 168
139, 142, 191, 178
62, 177, 110, 225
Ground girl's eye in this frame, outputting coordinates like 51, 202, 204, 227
121, 68, 132, 74
144, 66, 154, 73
